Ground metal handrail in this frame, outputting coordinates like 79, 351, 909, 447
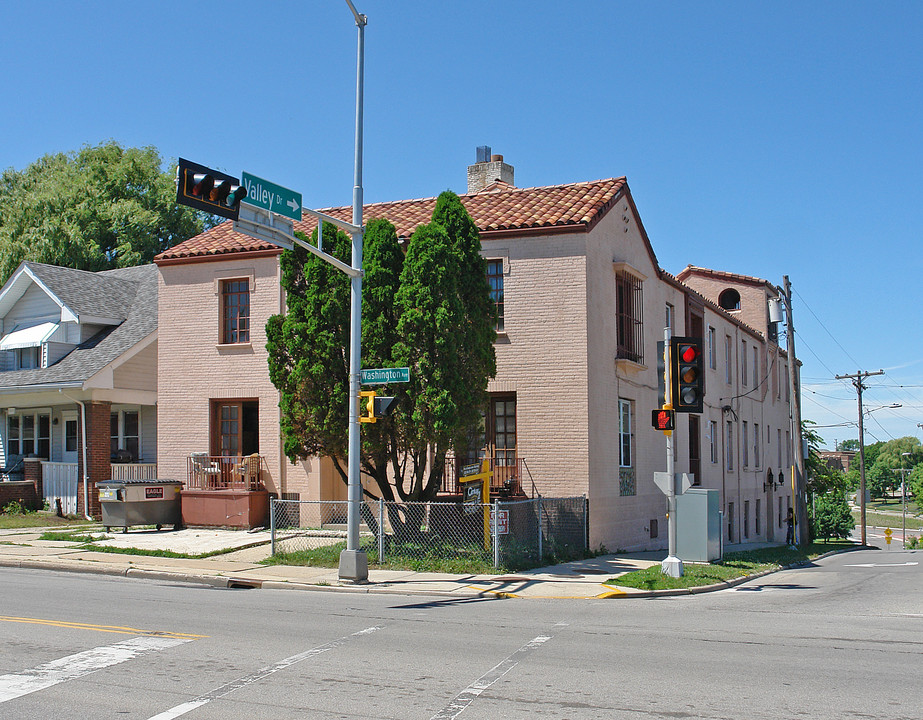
186, 454, 265, 491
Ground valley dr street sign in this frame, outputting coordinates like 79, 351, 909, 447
241, 171, 303, 221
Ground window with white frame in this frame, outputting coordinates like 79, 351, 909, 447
752, 346, 759, 386
725, 335, 733, 384
110, 410, 140, 460
741, 340, 748, 386
618, 398, 635, 496
726, 421, 734, 470
7, 411, 50, 459
665, 303, 674, 333
707, 326, 716, 370
486, 259, 504, 332
742, 421, 749, 467
754, 422, 760, 468
709, 420, 718, 463
619, 399, 632, 468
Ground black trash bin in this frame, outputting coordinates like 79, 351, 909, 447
97, 479, 183, 532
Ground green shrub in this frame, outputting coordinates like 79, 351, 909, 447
810, 491, 854, 541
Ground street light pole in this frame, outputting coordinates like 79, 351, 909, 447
339, 0, 369, 583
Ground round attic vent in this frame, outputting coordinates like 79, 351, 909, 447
718, 288, 741, 311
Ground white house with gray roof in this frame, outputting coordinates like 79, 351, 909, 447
0, 262, 158, 517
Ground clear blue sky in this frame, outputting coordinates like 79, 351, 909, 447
2, 1, 921, 450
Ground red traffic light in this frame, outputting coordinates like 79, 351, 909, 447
670, 336, 704, 413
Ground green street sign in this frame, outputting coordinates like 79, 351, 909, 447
361, 367, 410, 385
240, 171, 302, 221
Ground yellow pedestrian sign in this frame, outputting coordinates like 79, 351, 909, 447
884, 527, 892, 546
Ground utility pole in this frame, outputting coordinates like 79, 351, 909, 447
835, 369, 884, 546
782, 276, 809, 544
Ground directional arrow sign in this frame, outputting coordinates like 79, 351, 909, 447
240, 171, 302, 221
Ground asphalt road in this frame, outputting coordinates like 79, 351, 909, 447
1, 547, 920, 719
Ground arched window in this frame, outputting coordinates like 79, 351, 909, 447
718, 288, 741, 311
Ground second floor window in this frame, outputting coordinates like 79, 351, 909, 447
486, 259, 504, 332
221, 279, 250, 344
707, 326, 716, 370
615, 270, 643, 364
619, 398, 633, 468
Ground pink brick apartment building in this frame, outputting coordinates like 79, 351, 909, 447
153, 152, 794, 551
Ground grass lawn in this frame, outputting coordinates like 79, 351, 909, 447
0, 510, 97, 531
607, 541, 857, 592
263, 540, 502, 574
868, 498, 920, 515
855, 510, 923, 531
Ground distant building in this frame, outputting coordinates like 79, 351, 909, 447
818, 450, 856, 474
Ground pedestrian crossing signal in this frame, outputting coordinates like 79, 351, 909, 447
652, 408, 675, 432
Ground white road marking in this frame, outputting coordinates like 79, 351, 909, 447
0, 635, 192, 704
844, 561, 918, 568
430, 634, 553, 720
145, 625, 383, 720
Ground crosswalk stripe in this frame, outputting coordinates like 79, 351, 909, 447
146, 625, 384, 720
0, 635, 193, 704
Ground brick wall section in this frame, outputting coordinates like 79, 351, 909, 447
75, 401, 110, 519
0, 482, 38, 511
24, 457, 42, 505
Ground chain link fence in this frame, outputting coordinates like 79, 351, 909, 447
270, 495, 587, 570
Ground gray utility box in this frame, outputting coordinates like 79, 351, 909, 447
675, 488, 722, 562
97, 479, 183, 532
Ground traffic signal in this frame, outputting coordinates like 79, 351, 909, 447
175, 158, 247, 220
651, 408, 675, 432
359, 390, 398, 424
670, 336, 704, 413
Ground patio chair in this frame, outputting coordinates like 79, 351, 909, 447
190, 452, 220, 489
237, 453, 262, 490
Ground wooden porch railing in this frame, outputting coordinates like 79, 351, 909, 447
186, 454, 265, 491
110, 463, 158, 481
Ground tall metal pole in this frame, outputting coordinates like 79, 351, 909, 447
339, 0, 368, 583
835, 370, 884, 547
782, 276, 808, 545
661, 327, 683, 578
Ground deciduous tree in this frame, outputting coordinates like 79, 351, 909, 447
0, 141, 207, 281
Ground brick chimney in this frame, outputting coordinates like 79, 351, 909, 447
467, 146, 515, 193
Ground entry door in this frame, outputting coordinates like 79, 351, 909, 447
62, 411, 78, 464
211, 400, 259, 457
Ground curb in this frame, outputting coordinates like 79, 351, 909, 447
0, 546, 863, 599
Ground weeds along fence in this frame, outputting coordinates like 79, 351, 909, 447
270, 496, 587, 570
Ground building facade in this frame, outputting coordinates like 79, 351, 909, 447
154, 153, 794, 550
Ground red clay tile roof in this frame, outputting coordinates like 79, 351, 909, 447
156, 177, 628, 261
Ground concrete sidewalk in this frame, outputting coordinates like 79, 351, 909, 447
0, 524, 794, 599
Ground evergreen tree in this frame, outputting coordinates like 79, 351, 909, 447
266, 195, 496, 505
